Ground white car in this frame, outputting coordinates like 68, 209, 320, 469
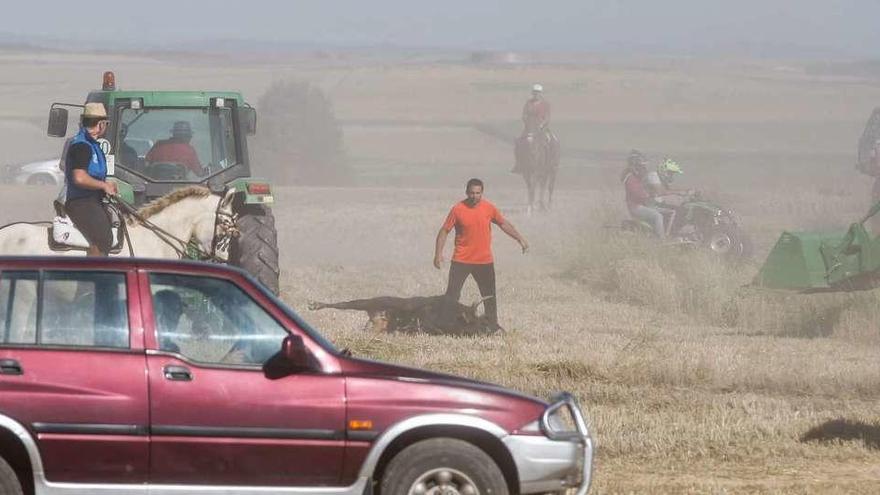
2, 158, 63, 186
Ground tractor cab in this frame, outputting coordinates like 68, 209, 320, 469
45, 72, 280, 294
47, 71, 260, 204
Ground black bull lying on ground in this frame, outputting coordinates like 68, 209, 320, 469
308, 295, 500, 336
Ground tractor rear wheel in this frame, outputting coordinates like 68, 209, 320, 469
230, 204, 280, 294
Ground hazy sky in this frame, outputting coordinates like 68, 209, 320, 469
3, 0, 878, 57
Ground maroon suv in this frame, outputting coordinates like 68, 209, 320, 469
0, 257, 593, 495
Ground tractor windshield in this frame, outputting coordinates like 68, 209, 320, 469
116, 107, 239, 181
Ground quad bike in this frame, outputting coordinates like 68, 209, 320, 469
622, 192, 752, 260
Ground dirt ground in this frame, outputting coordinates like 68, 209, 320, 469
1, 48, 879, 493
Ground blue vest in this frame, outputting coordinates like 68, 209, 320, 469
65, 127, 107, 201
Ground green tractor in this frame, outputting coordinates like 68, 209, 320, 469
754, 201, 880, 292
47, 71, 280, 294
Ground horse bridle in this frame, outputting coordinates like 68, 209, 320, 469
208, 207, 239, 260
108, 196, 239, 262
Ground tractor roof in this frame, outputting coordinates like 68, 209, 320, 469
87, 90, 245, 107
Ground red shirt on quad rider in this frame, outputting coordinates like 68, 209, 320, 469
622, 150, 666, 238
146, 121, 203, 176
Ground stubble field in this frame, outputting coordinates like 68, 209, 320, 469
1, 48, 879, 492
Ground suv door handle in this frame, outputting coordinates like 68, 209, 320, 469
0, 359, 23, 375
163, 365, 192, 382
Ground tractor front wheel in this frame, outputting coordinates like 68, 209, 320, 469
230, 204, 280, 294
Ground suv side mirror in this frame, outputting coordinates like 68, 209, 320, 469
281, 334, 310, 367
240, 107, 256, 136
47, 107, 69, 137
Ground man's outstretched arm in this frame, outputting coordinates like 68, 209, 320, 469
499, 220, 529, 253
434, 228, 449, 269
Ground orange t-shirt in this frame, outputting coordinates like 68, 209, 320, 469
442, 199, 505, 264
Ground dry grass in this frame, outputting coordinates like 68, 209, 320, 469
1, 49, 879, 492
270, 183, 880, 494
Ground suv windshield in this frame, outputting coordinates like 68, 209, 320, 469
117, 107, 239, 182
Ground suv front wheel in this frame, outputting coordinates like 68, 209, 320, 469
380, 438, 508, 495
0, 456, 23, 495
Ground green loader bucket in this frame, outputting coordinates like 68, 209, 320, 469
754, 231, 840, 291
754, 201, 880, 292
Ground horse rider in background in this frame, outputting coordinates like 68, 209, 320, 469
513, 84, 559, 173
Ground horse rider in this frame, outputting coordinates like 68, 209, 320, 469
513, 84, 558, 173
64, 102, 118, 256
622, 150, 665, 238
644, 158, 687, 199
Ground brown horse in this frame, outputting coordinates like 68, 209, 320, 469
514, 130, 559, 214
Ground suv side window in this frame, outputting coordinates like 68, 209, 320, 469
0, 271, 38, 344
0, 270, 129, 348
149, 273, 286, 366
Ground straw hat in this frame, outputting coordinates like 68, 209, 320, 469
82, 102, 108, 119
82, 103, 107, 119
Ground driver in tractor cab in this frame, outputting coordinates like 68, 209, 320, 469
622, 150, 665, 238
512, 84, 558, 173
146, 121, 203, 176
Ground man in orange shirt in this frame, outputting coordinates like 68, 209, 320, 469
434, 178, 529, 330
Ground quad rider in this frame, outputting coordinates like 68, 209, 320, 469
869, 139, 880, 205
644, 158, 689, 201
867, 139, 880, 232
621, 150, 665, 238
513, 84, 558, 174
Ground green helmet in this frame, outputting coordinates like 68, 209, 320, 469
659, 158, 682, 175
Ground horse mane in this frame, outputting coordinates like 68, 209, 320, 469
128, 186, 213, 224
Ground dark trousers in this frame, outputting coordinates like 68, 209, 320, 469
443, 261, 497, 325
65, 195, 113, 255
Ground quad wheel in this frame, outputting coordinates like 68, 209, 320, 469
380, 438, 508, 495
230, 204, 280, 294
0, 456, 23, 495
705, 224, 752, 260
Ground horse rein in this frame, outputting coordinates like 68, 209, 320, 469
107, 196, 238, 262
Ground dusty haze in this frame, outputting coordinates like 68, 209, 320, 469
1, 3, 879, 492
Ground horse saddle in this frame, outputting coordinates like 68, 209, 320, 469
47, 201, 125, 254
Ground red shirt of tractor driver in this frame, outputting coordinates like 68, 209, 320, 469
146, 121, 203, 175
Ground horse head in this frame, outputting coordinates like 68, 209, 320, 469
192, 188, 238, 262
131, 186, 239, 262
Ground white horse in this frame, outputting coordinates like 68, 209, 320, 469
0, 186, 238, 261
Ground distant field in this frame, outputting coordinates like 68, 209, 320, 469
0, 48, 878, 492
